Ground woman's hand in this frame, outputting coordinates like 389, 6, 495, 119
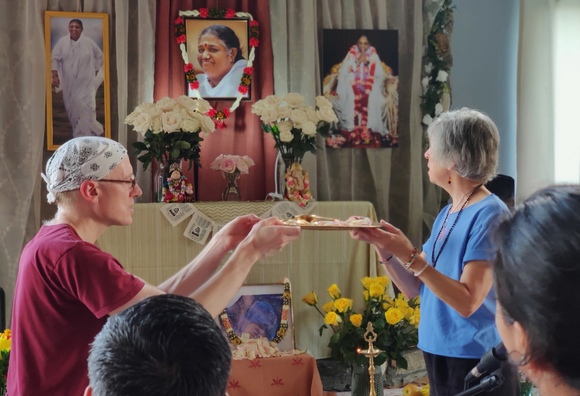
350, 220, 415, 259
242, 217, 301, 259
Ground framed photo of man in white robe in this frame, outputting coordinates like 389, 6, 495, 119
45, 11, 111, 150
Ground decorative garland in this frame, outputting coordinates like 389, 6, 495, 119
175, 8, 260, 129
220, 278, 291, 345
421, 0, 454, 138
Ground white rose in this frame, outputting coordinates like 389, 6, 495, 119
176, 95, 196, 111
135, 102, 156, 113
150, 117, 163, 134
210, 154, 224, 171
162, 111, 182, 133
156, 97, 176, 111
195, 98, 212, 114
199, 114, 216, 134
315, 95, 332, 108
436, 70, 448, 82
235, 157, 249, 174
264, 95, 283, 107
284, 93, 305, 107
317, 106, 338, 123
242, 155, 255, 167
279, 130, 294, 142
423, 114, 433, 126
422, 77, 430, 90
302, 121, 317, 136
181, 117, 201, 132
260, 108, 279, 124
291, 108, 308, 124
132, 113, 151, 134
277, 120, 293, 134
124, 110, 140, 125
276, 105, 292, 119
251, 100, 268, 116
305, 107, 319, 123
434, 103, 443, 116
424, 63, 433, 74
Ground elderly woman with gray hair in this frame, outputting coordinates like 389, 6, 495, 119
350, 108, 519, 395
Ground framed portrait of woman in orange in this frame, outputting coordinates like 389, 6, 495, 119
44, 11, 111, 150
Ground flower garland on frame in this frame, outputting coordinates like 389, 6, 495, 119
175, 8, 259, 129
421, 0, 454, 138
220, 278, 291, 346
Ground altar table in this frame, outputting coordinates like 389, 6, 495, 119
96, 201, 380, 358
227, 353, 323, 396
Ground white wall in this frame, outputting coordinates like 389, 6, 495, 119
451, 0, 519, 179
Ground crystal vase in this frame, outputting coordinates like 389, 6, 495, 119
222, 171, 241, 201
350, 363, 384, 396
153, 160, 167, 202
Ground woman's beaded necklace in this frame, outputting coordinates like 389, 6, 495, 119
431, 184, 483, 268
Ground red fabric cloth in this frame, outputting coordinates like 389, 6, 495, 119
154, 1, 276, 201
7, 225, 144, 395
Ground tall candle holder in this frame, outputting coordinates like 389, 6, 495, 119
357, 322, 383, 396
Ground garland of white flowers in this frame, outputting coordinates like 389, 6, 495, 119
175, 9, 258, 128
421, 0, 454, 135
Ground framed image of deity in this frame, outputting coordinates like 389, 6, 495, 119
44, 11, 111, 151
322, 29, 399, 148
217, 280, 294, 351
183, 17, 251, 101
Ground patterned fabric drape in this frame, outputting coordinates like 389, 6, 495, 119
0, 0, 157, 325
153, 0, 276, 201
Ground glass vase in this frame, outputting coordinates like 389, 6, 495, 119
153, 160, 167, 202
350, 363, 384, 396
222, 171, 241, 201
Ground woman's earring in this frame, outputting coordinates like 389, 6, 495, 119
447, 175, 451, 185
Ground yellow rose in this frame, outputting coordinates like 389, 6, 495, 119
395, 298, 409, 311
385, 307, 404, 325
0, 329, 11, 352
377, 276, 390, 286
361, 277, 374, 290
327, 284, 341, 299
322, 301, 336, 313
369, 282, 385, 298
405, 307, 415, 320
334, 298, 353, 313
382, 296, 394, 310
349, 313, 363, 327
324, 311, 342, 326
363, 290, 370, 301
302, 291, 318, 306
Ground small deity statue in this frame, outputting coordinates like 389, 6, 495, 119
285, 162, 313, 207
162, 163, 195, 203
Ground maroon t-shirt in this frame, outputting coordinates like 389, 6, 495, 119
7, 224, 145, 395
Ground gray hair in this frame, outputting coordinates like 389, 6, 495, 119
427, 108, 499, 183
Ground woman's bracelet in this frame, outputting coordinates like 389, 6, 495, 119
403, 248, 418, 270
413, 262, 430, 277
379, 254, 394, 264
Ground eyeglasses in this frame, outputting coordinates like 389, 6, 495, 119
99, 178, 137, 189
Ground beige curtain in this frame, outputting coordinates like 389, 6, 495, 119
0, 0, 156, 325
270, 0, 439, 246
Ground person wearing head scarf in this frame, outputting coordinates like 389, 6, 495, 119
350, 108, 520, 395
7, 136, 300, 395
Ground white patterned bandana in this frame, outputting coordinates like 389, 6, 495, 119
41, 137, 127, 203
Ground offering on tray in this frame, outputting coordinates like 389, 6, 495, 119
282, 214, 379, 229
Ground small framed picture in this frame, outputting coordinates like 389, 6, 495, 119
184, 17, 251, 100
44, 11, 111, 150
218, 280, 294, 351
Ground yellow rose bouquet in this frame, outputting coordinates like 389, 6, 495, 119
0, 329, 11, 395
302, 277, 419, 369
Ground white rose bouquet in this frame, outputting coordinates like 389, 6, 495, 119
125, 95, 216, 171
251, 93, 338, 167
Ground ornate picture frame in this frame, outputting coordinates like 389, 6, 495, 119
218, 279, 294, 352
44, 11, 111, 150
175, 8, 259, 128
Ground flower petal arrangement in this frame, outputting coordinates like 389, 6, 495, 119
125, 95, 216, 172
175, 9, 259, 128
302, 277, 419, 369
252, 93, 338, 166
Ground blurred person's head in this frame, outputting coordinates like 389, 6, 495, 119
494, 185, 580, 393
356, 35, 370, 53
85, 294, 232, 396
69, 19, 84, 41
